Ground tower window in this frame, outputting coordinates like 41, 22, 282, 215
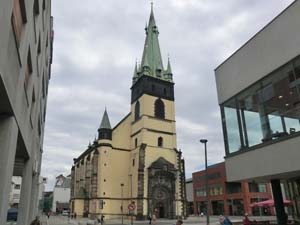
152, 84, 155, 91
134, 101, 140, 121
154, 98, 165, 119
158, 137, 163, 147
135, 138, 138, 148
132, 159, 135, 166
163, 88, 167, 96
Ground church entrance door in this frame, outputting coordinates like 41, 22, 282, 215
155, 202, 165, 218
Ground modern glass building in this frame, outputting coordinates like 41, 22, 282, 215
215, 1, 300, 224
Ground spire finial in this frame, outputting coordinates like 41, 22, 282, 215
151, 1, 153, 11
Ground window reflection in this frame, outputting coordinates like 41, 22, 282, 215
222, 56, 300, 154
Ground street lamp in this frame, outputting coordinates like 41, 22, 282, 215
200, 139, 209, 225
129, 174, 133, 225
121, 183, 124, 225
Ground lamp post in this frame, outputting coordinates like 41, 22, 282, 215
121, 183, 124, 225
129, 174, 133, 225
200, 139, 209, 225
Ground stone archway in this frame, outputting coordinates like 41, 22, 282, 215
148, 157, 177, 219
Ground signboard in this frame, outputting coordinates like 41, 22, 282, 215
128, 203, 136, 211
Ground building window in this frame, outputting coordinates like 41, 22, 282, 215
158, 137, 163, 147
12, 0, 27, 47
226, 182, 242, 194
14, 184, 21, 189
132, 159, 135, 166
134, 101, 140, 121
248, 182, 267, 193
221, 56, 300, 154
30, 88, 36, 127
25, 49, 33, 89
163, 88, 167, 96
135, 138, 137, 148
152, 84, 155, 92
155, 98, 165, 119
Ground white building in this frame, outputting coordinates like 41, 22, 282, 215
52, 175, 71, 213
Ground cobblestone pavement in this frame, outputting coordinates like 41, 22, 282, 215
35, 215, 279, 225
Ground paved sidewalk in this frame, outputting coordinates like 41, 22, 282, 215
37, 215, 281, 225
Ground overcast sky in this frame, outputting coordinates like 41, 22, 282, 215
42, 0, 294, 190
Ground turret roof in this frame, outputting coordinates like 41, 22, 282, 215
99, 108, 111, 129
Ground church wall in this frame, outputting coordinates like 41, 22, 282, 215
112, 114, 131, 150
73, 199, 84, 216
131, 95, 175, 121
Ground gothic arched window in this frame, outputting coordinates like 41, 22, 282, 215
158, 137, 163, 147
155, 98, 165, 119
135, 101, 140, 121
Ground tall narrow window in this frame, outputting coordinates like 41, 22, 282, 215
25, 49, 32, 89
158, 137, 163, 147
135, 101, 140, 121
12, 0, 27, 47
135, 138, 138, 148
155, 98, 165, 119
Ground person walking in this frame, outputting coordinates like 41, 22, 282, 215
152, 214, 157, 225
148, 213, 152, 224
30, 216, 42, 225
223, 216, 232, 225
174, 219, 183, 225
243, 213, 251, 225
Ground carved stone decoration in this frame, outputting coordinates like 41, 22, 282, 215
148, 157, 177, 219
91, 150, 99, 198
136, 144, 147, 220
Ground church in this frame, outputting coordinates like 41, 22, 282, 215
70, 6, 187, 220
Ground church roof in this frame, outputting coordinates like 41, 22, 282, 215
133, 4, 173, 84
99, 108, 111, 129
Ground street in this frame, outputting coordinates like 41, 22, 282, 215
24, 215, 279, 225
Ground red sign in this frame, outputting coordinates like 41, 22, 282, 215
128, 203, 135, 211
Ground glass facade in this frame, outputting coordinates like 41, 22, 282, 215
222, 56, 300, 154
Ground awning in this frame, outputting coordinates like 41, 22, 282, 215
250, 199, 291, 207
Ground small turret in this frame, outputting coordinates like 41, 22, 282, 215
98, 108, 112, 140
164, 57, 173, 81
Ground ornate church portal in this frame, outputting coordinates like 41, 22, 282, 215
148, 158, 177, 218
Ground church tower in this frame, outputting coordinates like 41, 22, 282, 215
129, 5, 186, 219
70, 5, 186, 220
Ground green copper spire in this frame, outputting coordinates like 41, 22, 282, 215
140, 4, 164, 78
99, 108, 111, 129
164, 56, 173, 81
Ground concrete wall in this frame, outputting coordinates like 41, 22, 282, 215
225, 135, 300, 182
215, 0, 300, 104
0, 0, 53, 224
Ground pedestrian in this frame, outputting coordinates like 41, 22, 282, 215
152, 214, 157, 225
174, 219, 183, 225
101, 214, 105, 224
47, 211, 51, 219
74, 212, 77, 219
243, 213, 250, 225
219, 215, 225, 225
30, 216, 42, 225
222, 216, 232, 225
148, 213, 152, 224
